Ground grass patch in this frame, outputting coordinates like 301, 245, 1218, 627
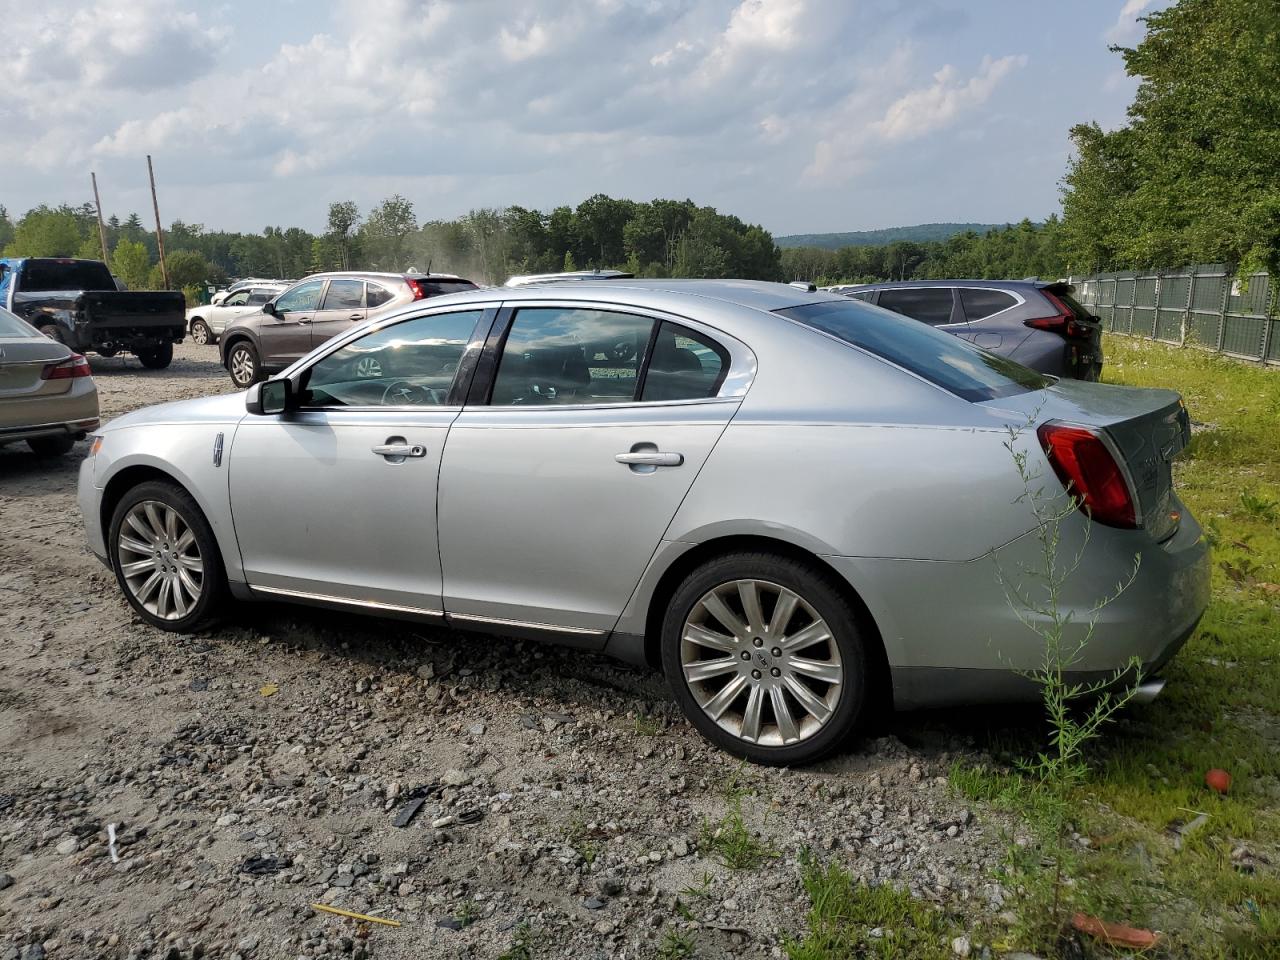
699, 801, 778, 870
785, 856, 962, 960
496, 922, 536, 960
950, 337, 1280, 956
658, 929, 699, 959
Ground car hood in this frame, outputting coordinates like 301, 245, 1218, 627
102, 391, 247, 432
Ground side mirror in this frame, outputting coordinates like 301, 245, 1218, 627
262, 300, 278, 317
245, 378, 293, 415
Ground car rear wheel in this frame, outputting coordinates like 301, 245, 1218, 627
227, 341, 261, 387
109, 480, 225, 632
137, 342, 173, 369
661, 552, 868, 766
190, 319, 212, 345
27, 435, 75, 457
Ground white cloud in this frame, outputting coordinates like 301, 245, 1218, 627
872, 54, 1027, 142
1105, 0, 1154, 44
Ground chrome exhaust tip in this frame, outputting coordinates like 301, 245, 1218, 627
1131, 677, 1166, 705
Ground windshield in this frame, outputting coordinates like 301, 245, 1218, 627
0, 307, 38, 337
776, 299, 1049, 402
20, 259, 117, 292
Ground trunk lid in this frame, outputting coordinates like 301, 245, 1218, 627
0, 336, 72, 397
982, 379, 1190, 540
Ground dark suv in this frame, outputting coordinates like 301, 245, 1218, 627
220, 271, 477, 387
829, 280, 1102, 380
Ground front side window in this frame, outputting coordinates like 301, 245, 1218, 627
876, 287, 955, 326
960, 288, 1017, 321
274, 280, 324, 313
224, 291, 251, 307
322, 279, 365, 310
776, 299, 1048, 402
848, 291, 875, 302
301, 309, 483, 407
640, 322, 728, 402
490, 307, 654, 405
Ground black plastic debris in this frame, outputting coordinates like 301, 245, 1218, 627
392, 797, 426, 828
240, 855, 290, 875
456, 809, 483, 825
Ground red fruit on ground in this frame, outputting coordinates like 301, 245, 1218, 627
1205, 768, 1232, 793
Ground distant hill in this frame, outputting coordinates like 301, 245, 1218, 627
775, 222, 1011, 250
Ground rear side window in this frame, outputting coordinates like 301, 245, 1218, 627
776, 299, 1048, 402
875, 287, 955, 326
20, 259, 116, 292
960, 288, 1017, 321
367, 283, 394, 308
247, 289, 275, 305
490, 307, 653, 405
640, 323, 728, 402
322, 279, 365, 310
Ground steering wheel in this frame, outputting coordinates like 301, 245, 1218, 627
380, 380, 437, 406
606, 340, 636, 361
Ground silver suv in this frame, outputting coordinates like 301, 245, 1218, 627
219, 271, 477, 387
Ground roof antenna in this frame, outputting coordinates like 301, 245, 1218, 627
426, 258, 432, 276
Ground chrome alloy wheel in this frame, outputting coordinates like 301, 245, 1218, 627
680, 579, 843, 746
116, 501, 204, 620
229, 346, 255, 386
190, 321, 210, 345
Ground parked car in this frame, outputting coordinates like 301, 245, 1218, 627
218, 271, 478, 387
80, 281, 1207, 766
830, 280, 1103, 380
218, 278, 295, 301
505, 269, 633, 286
0, 308, 99, 456
0, 257, 186, 369
186, 282, 288, 345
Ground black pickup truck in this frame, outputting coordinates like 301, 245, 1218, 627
0, 257, 186, 369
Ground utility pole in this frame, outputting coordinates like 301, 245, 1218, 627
147, 155, 169, 288
90, 172, 110, 262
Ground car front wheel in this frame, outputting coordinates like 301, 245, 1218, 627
108, 480, 225, 631
190, 319, 212, 345
226, 341, 262, 387
661, 552, 867, 766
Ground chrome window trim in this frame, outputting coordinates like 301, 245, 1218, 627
491, 298, 757, 403
249, 584, 444, 618
953, 285, 1027, 326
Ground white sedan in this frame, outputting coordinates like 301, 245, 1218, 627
185, 283, 287, 345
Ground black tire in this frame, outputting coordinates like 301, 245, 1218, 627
661, 552, 868, 766
27, 434, 75, 457
38, 323, 69, 346
108, 480, 226, 632
137, 342, 174, 369
225, 340, 262, 387
189, 319, 212, 345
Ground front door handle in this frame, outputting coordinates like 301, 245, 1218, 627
372, 442, 426, 460
615, 451, 683, 467
349, 313, 364, 321
297, 317, 312, 324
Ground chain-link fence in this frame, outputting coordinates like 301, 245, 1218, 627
1068, 265, 1280, 365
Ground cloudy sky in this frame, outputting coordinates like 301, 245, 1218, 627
0, 0, 1165, 236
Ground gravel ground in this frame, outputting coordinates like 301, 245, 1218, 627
0, 344, 1018, 960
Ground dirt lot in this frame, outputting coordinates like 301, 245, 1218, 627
0, 344, 1011, 960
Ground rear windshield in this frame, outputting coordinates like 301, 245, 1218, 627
420, 279, 478, 297
20, 259, 116, 292
1047, 286, 1093, 322
776, 299, 1049, 402
0, 307, 37, 337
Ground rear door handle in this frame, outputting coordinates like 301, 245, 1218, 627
349, 313, 364, 321
615, 451, 683, 467
372, 443, 426, 459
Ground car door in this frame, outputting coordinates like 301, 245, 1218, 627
437, 303, 743, 636
954, 287, 1019, 350
309, 277, 367, 350
259, 279, 325, 367
208, 289, 252, 335
228, 306, 492, 613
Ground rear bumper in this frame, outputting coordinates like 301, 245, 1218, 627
0, 379, 100, 444
824, 500, 1211, 710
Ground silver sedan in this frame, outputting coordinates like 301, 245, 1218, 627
77, 282, 1209, 765
1, 308, 99, 456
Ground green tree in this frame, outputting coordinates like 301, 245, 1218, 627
326, 201, 360, 269
148, 249, 220, 292
4, 205, 84, 257
111, 239, 152, 290
361, 194, 417, 270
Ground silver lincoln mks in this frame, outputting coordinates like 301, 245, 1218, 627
78, 281, 1209, 765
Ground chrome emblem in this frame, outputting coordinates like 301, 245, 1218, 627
212, 431, 224, 467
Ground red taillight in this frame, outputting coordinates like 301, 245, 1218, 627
41, 354, 92, 380
405, 277, 428, 300
1037, 423, 1137, 528
1025, 292, 1092, 339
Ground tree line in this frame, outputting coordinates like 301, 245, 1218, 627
0, 194, 784, 303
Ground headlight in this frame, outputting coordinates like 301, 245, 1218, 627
88, 434, 104, 457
